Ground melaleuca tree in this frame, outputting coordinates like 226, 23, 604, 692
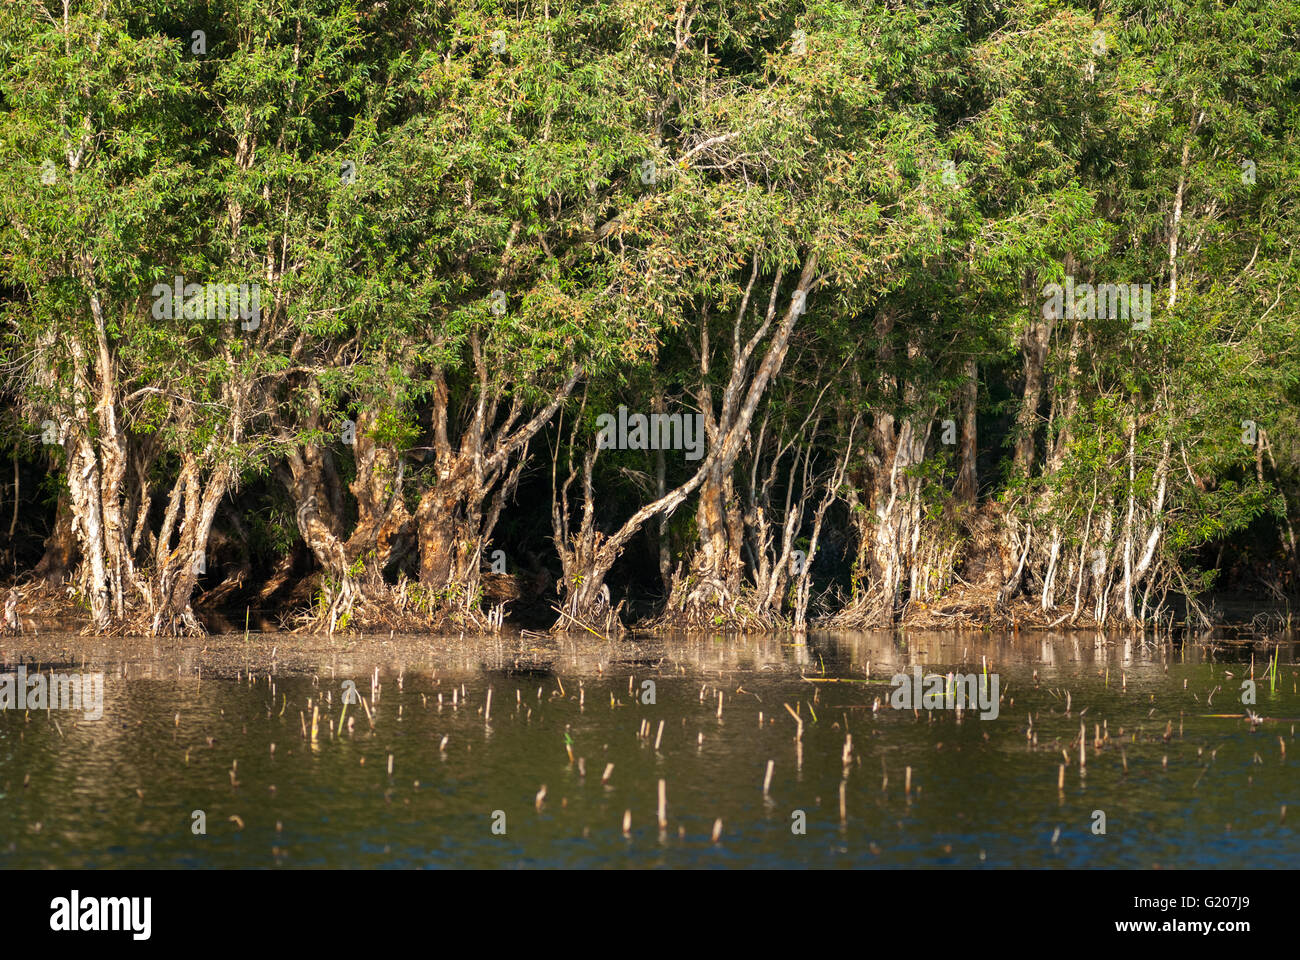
544, 0, 976, 627
0, 1, 207, 631
993, 0, 1300, 625
299, 0, 674, 628
0, 0, 374, 633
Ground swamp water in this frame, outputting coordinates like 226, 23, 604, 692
0, 630, 1295, 869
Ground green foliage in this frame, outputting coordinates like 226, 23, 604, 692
0, 0, 1296, 624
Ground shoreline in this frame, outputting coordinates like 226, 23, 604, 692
0, 598, 1291, 644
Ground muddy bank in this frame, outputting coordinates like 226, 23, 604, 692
2, 583, 1292, 641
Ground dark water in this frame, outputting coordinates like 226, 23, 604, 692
0, 629, 1295, 868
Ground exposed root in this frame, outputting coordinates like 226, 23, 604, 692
0, 579, 206, 637
289, 570, 512, 635
0, 580, 53, 635
550, 601, 625, 640
644, 573, 786, 632
824, 584, 895, 629
827, 506, 969, 629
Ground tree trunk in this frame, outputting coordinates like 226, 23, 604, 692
954, 358, 978, 505
668, 252, 820, 622
1012, 317, 1052, 478
35, 494, 79, 587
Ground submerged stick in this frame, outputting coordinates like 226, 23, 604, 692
783, 702, 803, 740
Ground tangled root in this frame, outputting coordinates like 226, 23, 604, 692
644, 574, 786, 632
291, 573, 509, 635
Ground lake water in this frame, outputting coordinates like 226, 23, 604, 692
0, 629, 1295, 868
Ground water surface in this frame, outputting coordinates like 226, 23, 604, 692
0, 629, 1295, 868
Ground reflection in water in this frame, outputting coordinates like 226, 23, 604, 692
0, 630, 1295, 868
